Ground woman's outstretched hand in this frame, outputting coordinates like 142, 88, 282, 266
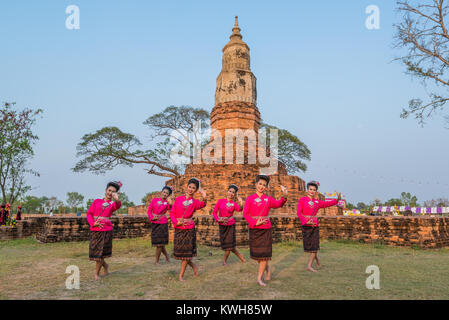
112, 192, 120, 202
280, 185, 288, 198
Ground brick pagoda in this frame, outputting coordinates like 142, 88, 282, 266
165, 17, 340, 216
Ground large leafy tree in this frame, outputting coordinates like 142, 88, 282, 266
73, 106, 210, 178
141, 191, 158, 205
260, 122, 311, 174
116, 192, 135, 214
73, 105, 311, 178
66, 192, 84, 212
0, 102, 42, 204
19, 195, 47, 213
400, 191, 419, 206
394, 0, 449, 125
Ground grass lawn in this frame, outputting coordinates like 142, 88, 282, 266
0, 237, 448, 300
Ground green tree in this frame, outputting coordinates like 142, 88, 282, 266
394, 0, 449, 125
356, 202, 367, 210
66, 192, 84, 212
19, 195, 47, 213
141, 191, 158, 205
384, 198, 403, 206
86, 198, 95, 210
73, 106, 311, 178
73, 106, 210, 178
400, 192, 419, 206
260, 123, 311, 174
0, 102, 42, 204
43, 196, 63, 214
116, 192, 135, 214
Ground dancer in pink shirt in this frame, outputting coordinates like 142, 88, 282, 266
212, 184, 246, 265
243, 175, 288, 286
147, 186, 173, 264
296, 181, 340, 272
86, 181, 122, 280
170, 178, 207, 281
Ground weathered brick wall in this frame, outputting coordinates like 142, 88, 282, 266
3, 215, 448, 249
318, 216, 449, 248
194, 216, 449, 249
35, 216, 153, 243
128, 205, 147, 216
0, 217, 47, 241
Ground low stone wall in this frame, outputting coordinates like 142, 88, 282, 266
2, 215, 449, 249
0, 217, 47, 241
35, 216, 152, 243
318, 216, 449, 248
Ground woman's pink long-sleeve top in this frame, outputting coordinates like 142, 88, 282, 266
243, 193, 287, 229
212, 198, 242, 226
296, 197, 338, 227
86, 199, 122, 232
147, 198, 170, 224
170, 195, 207, 230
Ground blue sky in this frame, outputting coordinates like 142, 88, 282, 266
1, 0, 448, 205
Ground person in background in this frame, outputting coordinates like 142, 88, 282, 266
15, 206, 22, 220
4, 203, 11, 223
0, 204, 5, 225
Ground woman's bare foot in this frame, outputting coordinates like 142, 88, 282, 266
307, 266, 317, 272
94, 274, 101, 280
102, 262, 109, 276
155, 261, 160, 265
179, 276, 185, 282
315, 257, 321, 268
264, 266, 271, 281
192, 264, 199, 277
222, 261, 228, 266
257, 279, 267, 286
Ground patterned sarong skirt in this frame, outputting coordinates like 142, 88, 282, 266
173, 227, 197, 260
219, 224, 236, 250
151, 223, 169, 247
249, 228, 272, 261
301, 225, 320, 252
89, 230, 113, 261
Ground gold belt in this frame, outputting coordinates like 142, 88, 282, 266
94, 216, 110, 221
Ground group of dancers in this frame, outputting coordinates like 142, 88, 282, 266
86, 175, 341, 286
0, 203, 22, 225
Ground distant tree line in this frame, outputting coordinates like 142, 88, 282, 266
346, 192, 449, 211
17, 191, 136, 215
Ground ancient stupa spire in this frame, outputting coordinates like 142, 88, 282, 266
214, 16, 257, 106
230, 16, 242, 40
